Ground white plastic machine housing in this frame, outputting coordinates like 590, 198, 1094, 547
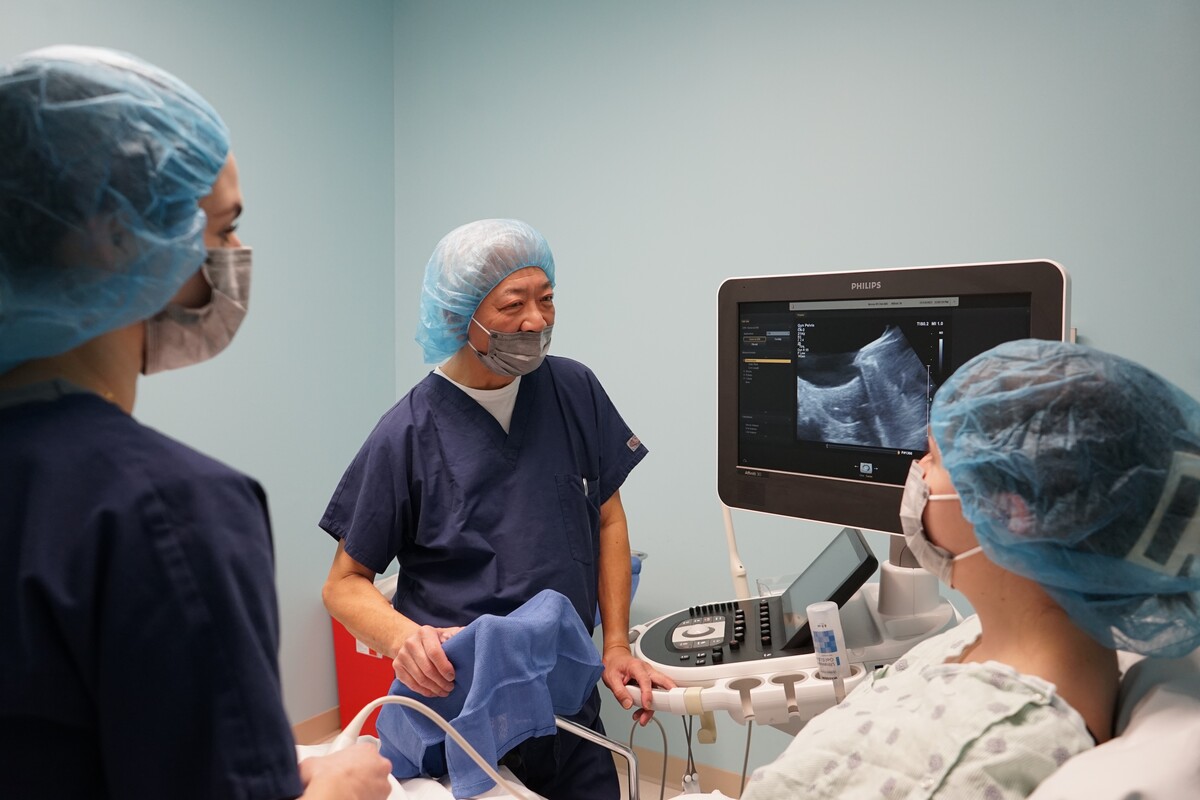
629, 581, 958, 731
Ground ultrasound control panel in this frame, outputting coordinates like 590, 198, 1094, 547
637, 595, 813, 669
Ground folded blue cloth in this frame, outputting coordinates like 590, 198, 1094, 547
376, 589, 604, 798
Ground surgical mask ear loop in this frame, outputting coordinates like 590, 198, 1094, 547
947, 543, 983, 589
929, 491, 984, 586
899, 460, 983, 585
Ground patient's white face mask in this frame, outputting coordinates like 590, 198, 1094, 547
898, 460, 982, 587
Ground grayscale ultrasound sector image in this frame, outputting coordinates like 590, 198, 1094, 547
795, 326, 932, 452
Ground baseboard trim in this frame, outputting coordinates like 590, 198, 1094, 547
622, 745, 745, 797
293, 707, 340, 745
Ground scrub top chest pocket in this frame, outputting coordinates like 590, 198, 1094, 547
556, 473, 600, 565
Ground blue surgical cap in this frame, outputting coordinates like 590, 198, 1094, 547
931, 339, 1200, 657
0, 46, 230, 374
416, 219, 556, 363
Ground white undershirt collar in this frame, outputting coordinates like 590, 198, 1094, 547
433, 367, 520, 433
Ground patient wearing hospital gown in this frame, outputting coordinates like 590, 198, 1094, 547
743, 617, 1092, 799
745, 340, 1200, 800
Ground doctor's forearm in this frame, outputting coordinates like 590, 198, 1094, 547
597, 493, 633, 654
323, 576, 419, 659
322, 543, 420, 658
598, 569, 632, 655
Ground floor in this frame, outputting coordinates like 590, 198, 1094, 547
616, 769, 682, 799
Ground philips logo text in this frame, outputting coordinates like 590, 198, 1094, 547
851, 281, 882, 291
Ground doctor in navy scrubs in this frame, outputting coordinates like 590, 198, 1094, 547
321, 218, 675, 799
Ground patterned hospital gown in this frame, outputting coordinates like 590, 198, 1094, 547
742, 616, 1095, 799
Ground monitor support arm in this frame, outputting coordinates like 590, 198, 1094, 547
721, 503, 752, 600
876, 534, 942, 616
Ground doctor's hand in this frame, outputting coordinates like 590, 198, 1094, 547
392, 624, 461, 697
298, 742, 392, 800
602, 646, 677, 726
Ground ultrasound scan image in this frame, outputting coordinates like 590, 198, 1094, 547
795, 326, 933, 451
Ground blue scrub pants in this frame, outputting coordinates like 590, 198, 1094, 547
499, 687, 619, 800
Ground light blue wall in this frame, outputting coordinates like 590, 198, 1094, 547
7, 0, 1199, 780
394, 0, 1200, 775
2, 0, 396, 723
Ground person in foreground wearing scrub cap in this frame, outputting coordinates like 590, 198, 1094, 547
0, 47, 390, 800
320, 219, 675, 799
743, 339, 1200, 800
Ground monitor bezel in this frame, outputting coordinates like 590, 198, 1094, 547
716, 259, 1070, 535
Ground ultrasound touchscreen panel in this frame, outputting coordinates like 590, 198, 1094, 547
779, 528, 878, 649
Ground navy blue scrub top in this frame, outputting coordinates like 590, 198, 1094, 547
0, 389, 304, 800
321, 356, 648, 631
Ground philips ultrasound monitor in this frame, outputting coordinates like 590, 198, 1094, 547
717, 260, 1070, 535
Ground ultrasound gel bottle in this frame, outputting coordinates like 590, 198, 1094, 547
807, 601, 850, 703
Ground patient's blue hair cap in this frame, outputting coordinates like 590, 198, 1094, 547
0, 46, 229, 373
931, 339, 1200, 657
416, 219, 556, 363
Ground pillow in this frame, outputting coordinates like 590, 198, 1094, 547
1027, 647, 1200, 799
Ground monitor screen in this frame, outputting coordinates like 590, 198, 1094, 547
717, 260, 1070, 535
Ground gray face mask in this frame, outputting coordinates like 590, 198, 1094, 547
469, 317, 552, 377
898, 460, 982, 587
143, 247, 252, 374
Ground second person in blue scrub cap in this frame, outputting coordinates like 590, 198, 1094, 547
0, 46, 391, 800
321, 219, 675, 800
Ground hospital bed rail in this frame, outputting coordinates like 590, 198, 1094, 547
555, 715, 641, 800
333, 695, 643, 800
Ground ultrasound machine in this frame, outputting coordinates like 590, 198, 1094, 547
627, 259, 1072, 737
